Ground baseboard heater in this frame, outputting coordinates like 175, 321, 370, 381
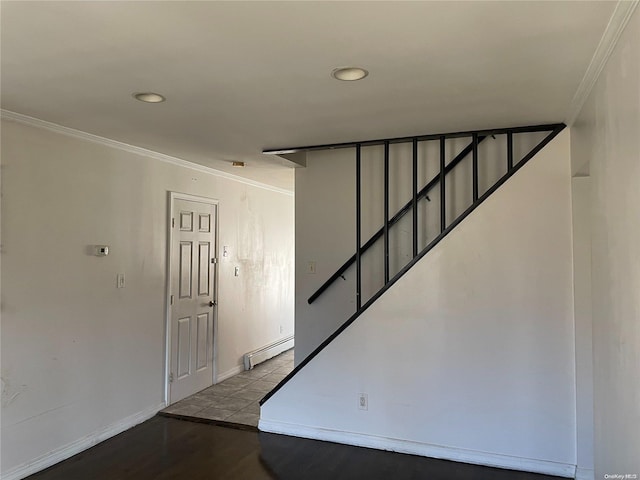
243, 335, 294, 370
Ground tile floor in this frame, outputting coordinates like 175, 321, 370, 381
161, 349, 294, 428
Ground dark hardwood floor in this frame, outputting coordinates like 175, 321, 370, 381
28, 416, 564, 480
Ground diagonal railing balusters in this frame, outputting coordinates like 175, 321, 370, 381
307, 135, 487, 304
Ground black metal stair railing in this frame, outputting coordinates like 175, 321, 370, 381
259, 122, 566, 406
307, 135, 487, 305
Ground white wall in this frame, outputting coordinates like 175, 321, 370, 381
0, 118, 294, 477
571, 177, 594, 480
571, 6, 640, 477
264, 131, 576, 476
294, 147, 355, 363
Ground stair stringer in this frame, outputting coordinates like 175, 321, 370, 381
259, 130, 577, 477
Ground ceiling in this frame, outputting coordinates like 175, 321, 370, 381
1, 1, 616, 190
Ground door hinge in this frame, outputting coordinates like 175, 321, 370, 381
169, 373, 174, 383
211, 258, 218, 264
170, 295, 174, 305
172, 218, 175, 228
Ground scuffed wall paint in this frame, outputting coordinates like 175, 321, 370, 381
0, 119, 294, 474
1, 373, 27, 409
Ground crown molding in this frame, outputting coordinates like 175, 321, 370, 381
566, 0, 639, 126
0, 109, 293, 196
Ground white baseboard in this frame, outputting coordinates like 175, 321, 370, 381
258, 419, 576, 478
216, 364, 244, 383
576, 467, 594, 480
2, 402, 165, 480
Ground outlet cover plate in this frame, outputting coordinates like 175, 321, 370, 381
358, 393, 368, 411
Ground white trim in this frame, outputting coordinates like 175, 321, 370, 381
258, 419, 577, 478
565, 0, 640, 126
165, 192, 220, 406
170, 192, 221, 204
216, 365, 245, 383
2, 402, 164, 480
576, 467, 595, 480
0, 109, 293, 196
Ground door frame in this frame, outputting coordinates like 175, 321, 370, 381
164, 191, 220, 406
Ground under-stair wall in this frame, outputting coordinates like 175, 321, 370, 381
261, 130, 576, 476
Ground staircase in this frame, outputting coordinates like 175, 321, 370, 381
260, 123, 565, 406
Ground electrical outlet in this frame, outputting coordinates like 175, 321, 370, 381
234, 266, 239, 277
358, 393, 368, 411
307, 261, 316, 274
117, 273, 125, 288
279, 325, 284, 334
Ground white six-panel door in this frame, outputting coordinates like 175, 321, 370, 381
169, 198, 217, 404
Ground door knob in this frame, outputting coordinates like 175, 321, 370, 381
209, 300, 217, 307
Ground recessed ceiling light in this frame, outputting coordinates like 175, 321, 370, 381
133, 92, 166, 103
232, 161, 245, 167
331, 67, 369, 81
